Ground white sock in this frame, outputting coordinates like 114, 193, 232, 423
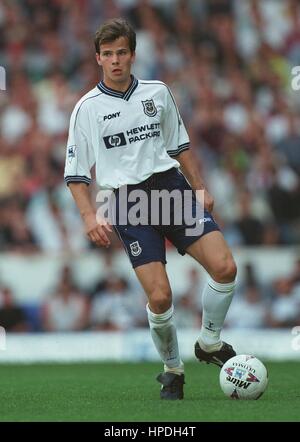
199, 277, 236, 350
147, 304, 184, 374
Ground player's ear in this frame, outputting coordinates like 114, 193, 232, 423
95, 52, 102, 66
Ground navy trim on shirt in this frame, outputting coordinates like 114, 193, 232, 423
97, 76, 138, 101
168, 143, 190, 157
64, 175, 91, 186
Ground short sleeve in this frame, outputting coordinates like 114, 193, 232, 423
64, 103, 95, 186
162, 86, 190, 158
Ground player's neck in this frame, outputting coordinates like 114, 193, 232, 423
102, 75, 133, 93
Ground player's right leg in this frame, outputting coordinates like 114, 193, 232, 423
134, 262, 185, 400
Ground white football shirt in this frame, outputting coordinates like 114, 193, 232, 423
64, 76, 190, 189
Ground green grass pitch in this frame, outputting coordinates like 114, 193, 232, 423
0, 361, 299, 422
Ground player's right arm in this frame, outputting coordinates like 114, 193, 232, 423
64, 102, 111, 248
68, 182, 112, 247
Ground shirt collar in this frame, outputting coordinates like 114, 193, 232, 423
97, 75, 138, 101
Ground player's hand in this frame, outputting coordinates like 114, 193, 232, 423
196, 189, 214, 212
83, 212, 112, 248
203, 189, 214, 212
195, 189, 214, 212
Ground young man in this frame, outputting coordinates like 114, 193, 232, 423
64, 18, 237, 400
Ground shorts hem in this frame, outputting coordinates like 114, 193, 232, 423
178, 226, 220, 256
132, 258, 167, 269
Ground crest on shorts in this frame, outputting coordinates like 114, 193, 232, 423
142, 99, 157, 117
130, 241, 142, 256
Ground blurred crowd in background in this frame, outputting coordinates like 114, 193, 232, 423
0, 0, 300, 331
1, 257, 300, 332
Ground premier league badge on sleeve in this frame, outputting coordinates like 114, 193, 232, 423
67, 145, 77, 163
142, 99, 157, 117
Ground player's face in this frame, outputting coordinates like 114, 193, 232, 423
96, 37, 135, 90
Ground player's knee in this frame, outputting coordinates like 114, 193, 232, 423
148, 286, 172, 314
211, 257, 237, 283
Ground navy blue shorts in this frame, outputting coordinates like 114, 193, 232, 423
112, 168, 220, 268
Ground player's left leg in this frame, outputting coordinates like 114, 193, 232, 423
185, 230, 237, 366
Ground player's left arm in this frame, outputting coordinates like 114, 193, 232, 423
176, 149, 214, 213
161, 85, 214, 212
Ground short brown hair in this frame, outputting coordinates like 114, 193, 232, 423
94, 18, 136, 54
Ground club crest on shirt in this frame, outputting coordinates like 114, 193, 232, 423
142, 99, 157, 117
129, 241, 142, 256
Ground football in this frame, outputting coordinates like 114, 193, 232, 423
219, 354, 268, 400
